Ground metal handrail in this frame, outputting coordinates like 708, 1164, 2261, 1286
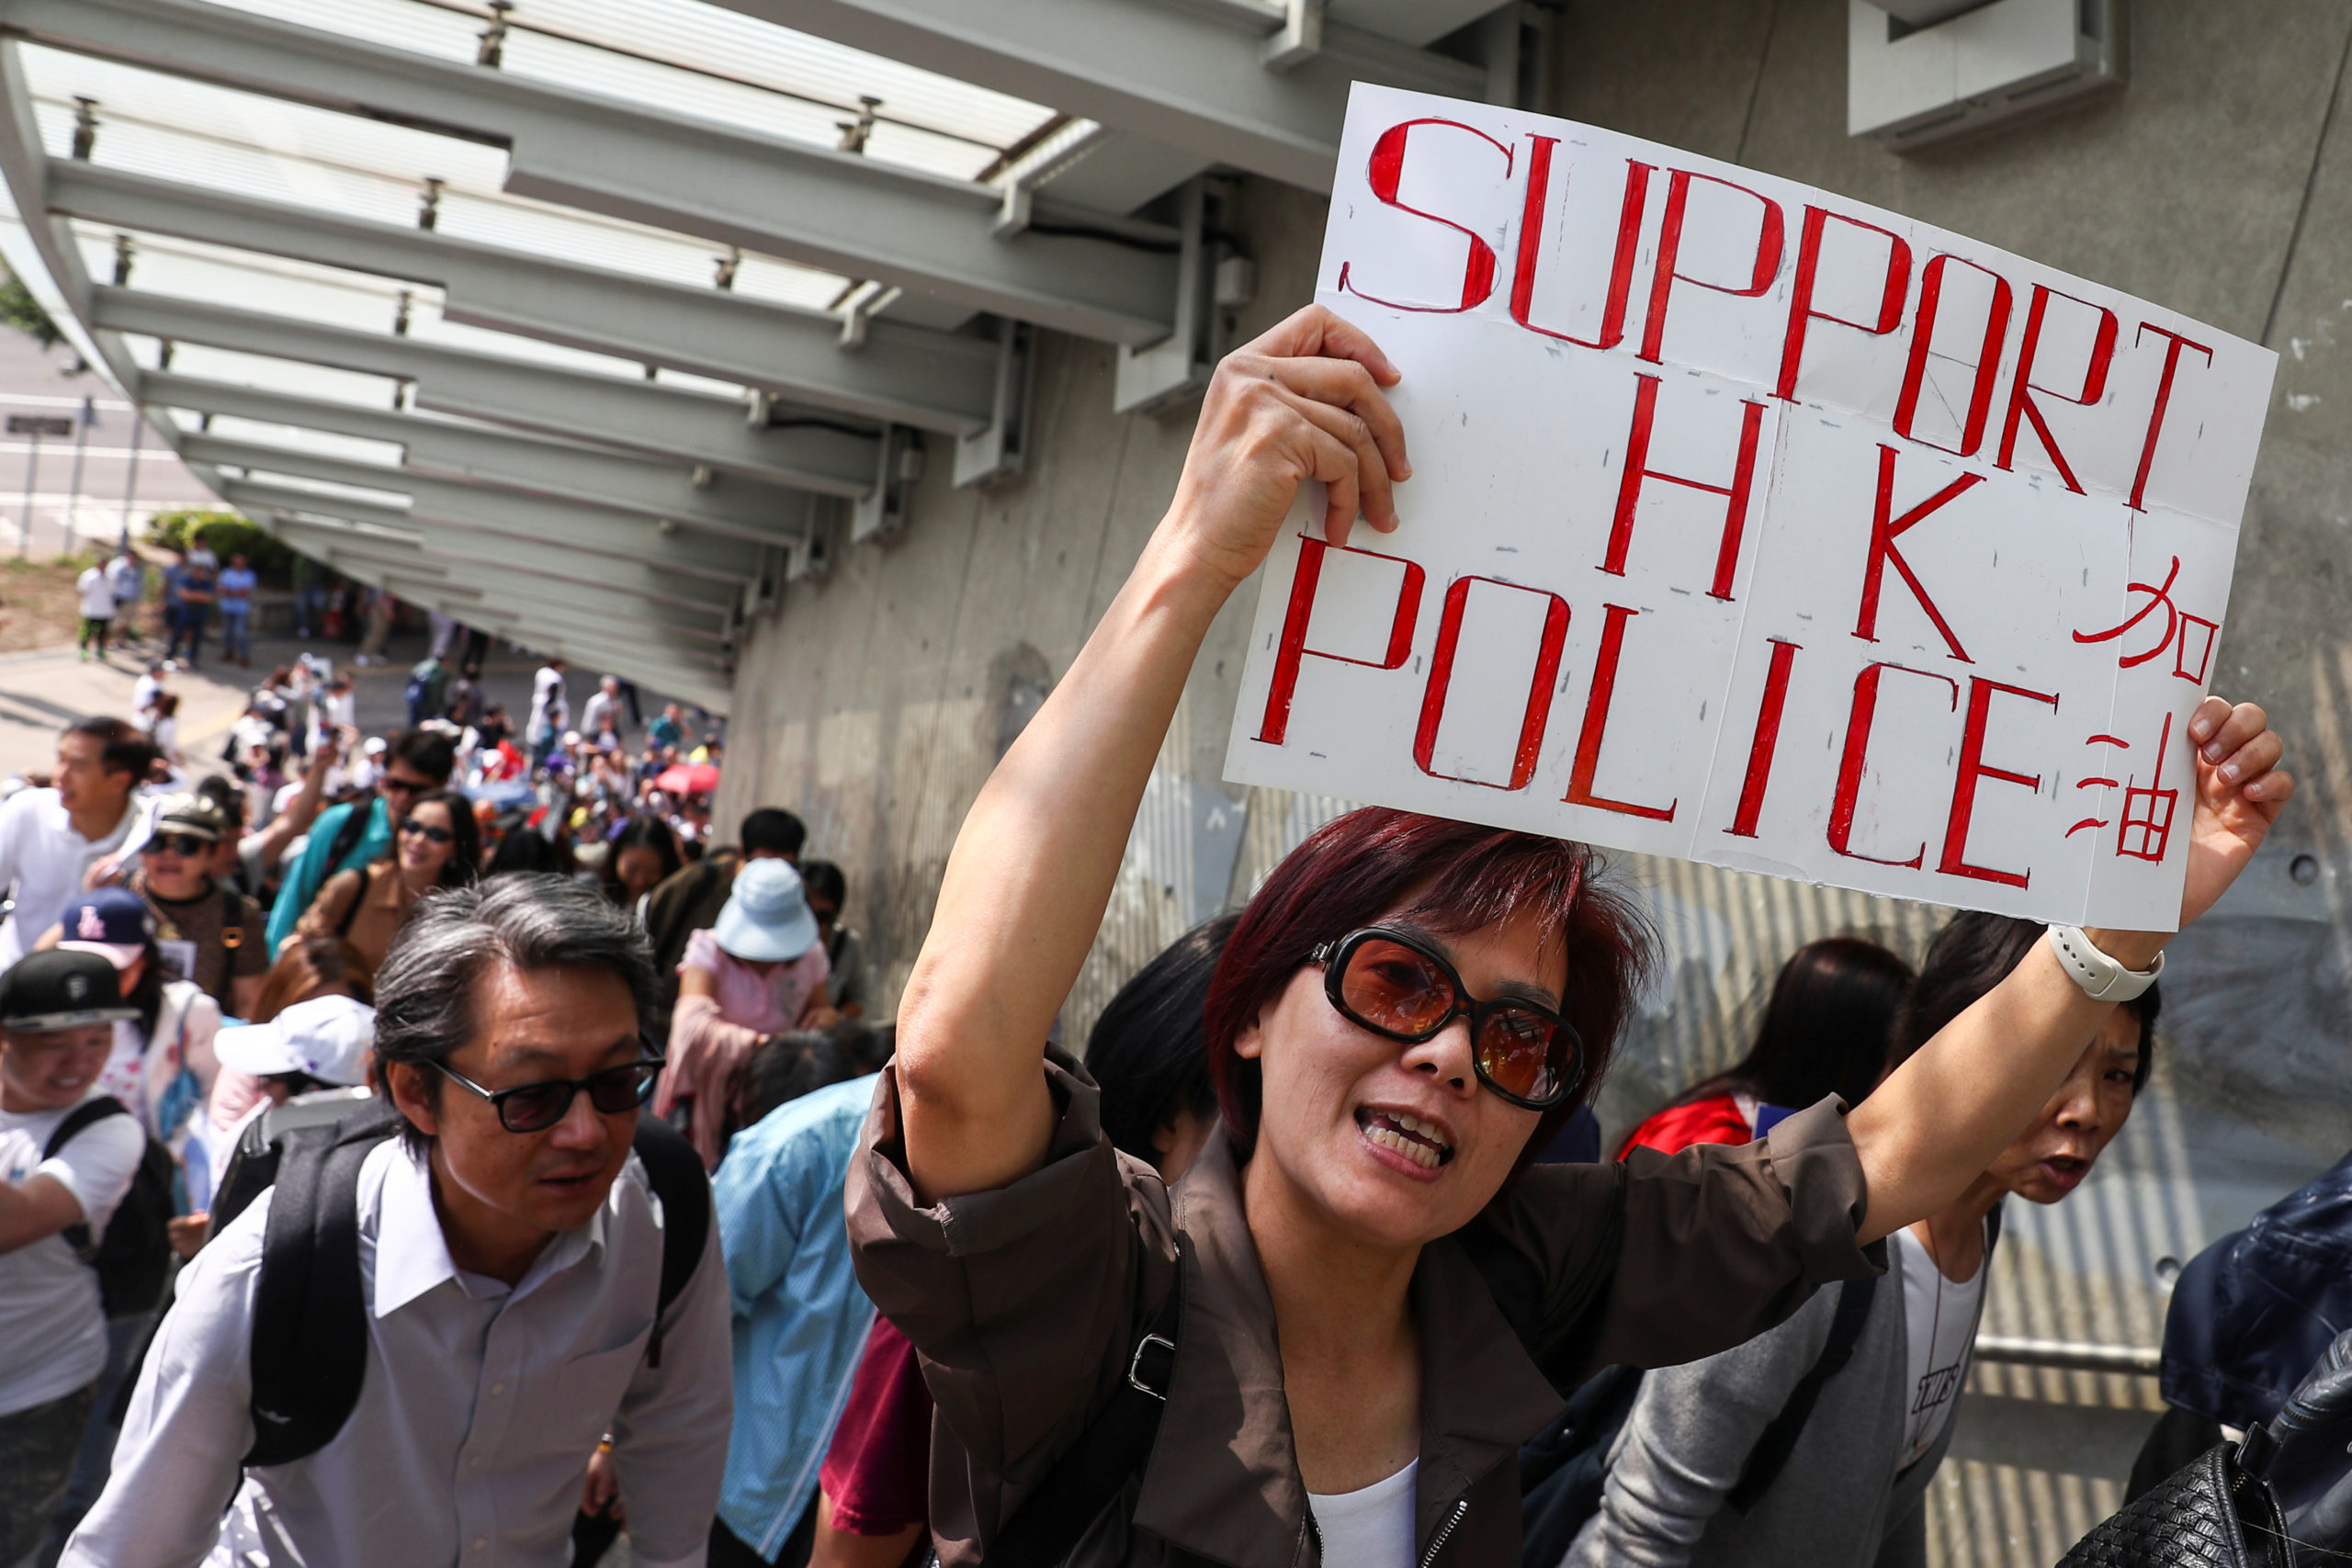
1973, 1335, 2163, 1374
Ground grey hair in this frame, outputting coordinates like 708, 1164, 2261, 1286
370, 874, 659, 1140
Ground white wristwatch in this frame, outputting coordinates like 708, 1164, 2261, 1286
2044, 924, 2165, 1002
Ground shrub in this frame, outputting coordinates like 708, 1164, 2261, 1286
142, 510, 298, 583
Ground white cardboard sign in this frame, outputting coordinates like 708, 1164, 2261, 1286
1224, 85, 2275, 930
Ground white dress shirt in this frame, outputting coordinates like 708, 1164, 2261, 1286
65, 1135, 731, 1568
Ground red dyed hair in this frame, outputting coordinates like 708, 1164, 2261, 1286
1203, 807, 1656, 1167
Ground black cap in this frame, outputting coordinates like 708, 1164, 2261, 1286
0, 949, 140, 1032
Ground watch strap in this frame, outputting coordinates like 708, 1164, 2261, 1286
2045, 924, 2164, 1002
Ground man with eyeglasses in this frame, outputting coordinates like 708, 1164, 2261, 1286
66, 874, 731, 1568
263, 729, 455, 956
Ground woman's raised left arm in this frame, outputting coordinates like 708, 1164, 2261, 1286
1848, 696, 2290, 1243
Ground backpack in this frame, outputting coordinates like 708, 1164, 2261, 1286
207, 1097, 710, 1469
43, 1097, 178, 1319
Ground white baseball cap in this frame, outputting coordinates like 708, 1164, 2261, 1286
214, 995, 376, 1085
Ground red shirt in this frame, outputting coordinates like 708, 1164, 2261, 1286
1616, 1092, 1755, 1161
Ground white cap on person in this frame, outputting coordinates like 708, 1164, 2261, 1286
214, 995, 376, 1086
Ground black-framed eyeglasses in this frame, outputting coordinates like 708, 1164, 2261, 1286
1310, 927, 1584, 1111
142, 833, 212, 857
434, 1054, 665, 1134
398, 818, 456, 845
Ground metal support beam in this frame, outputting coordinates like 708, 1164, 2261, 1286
182, 434, 776, 584
323, 552, 733, 706
708, 0, 1487, 192
269, 526, 736, 657
92, 288, 877, 496
55, 163, 1001, 436
215, 477, 752, 619
141, 373, 819, 545
8, 0, 1184, 344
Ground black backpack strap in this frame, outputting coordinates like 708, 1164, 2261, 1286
244, 1118, 389, 1468
43, 1097, 131, 1257
332, 867, 371, 941
42, 1096, 130, 1162
1728, 1273, 1879, 1514
323, 798, 374, 878
981, 1244, 1186, 1568
628, 1116, 710, 1369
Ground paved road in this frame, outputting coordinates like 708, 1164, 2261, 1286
0, 624, 623, 784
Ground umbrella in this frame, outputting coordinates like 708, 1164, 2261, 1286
655, 762, 720, 796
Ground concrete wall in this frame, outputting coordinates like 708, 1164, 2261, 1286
717, 5, 2352, 1562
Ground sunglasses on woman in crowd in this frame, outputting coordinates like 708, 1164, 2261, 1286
398, 818, 457, 845
141, 833, 213, 858
1311, 926, 1584, 1111
433, 1055, 667, 1134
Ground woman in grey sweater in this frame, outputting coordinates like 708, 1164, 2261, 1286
1566, 914, 2159, 1568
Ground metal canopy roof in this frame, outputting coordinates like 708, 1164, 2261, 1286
0, 0, 1525, 709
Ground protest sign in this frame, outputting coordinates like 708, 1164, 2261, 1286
1224, 85, 2275, 929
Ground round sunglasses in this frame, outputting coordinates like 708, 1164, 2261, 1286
1311, 927, 1584, 1111
433, 1055, 665, 1134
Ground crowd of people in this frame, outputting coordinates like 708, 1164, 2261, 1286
0, 305, 2344, 1568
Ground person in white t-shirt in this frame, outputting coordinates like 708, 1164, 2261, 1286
0, 949, 144, 1564
527, 657, 569, 771
0, 720, 158, 969
74, 565, 116, 663
1565, 912, 2159, 1568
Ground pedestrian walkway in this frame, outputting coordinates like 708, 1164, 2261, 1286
0, 627, 567, 785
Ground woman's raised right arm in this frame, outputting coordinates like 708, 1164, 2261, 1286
893, 306, 1411, 1201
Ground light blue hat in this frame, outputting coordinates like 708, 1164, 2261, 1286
713, 858, 819, 964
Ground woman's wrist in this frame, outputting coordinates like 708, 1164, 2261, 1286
2077, 927, 2169, 973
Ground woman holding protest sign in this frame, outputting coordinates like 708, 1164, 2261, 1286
844, 304, 2292, 1568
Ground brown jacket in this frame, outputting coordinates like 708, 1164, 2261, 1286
845, 1053, 1883, 1568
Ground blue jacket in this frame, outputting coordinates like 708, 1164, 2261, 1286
712, 1074, 879, 1557
264, 796, 390, 953
2163, 1148, 2352, 1428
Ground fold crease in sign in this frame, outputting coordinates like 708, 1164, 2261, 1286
1224, 84, 2276, 931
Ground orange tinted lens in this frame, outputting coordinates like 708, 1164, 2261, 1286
1477, 1010, 1561, 1100
1340, 939, 1455, 1035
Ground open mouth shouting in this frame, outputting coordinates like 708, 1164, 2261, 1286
1356, 1106, 1455, 1174
2037, 1154, 2089, 1192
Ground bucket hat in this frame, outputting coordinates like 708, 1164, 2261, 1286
215, 995, 376, 1085
713, 858, 819, 964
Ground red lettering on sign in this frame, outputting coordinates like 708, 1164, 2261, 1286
1828, 661, 1959, 868
1894, 254, 2013, 459
1854, 445, 1983, 663
1413, 576, 1571, 791
1639, 170, 1786, 365
1337, 118, 1515, 314
1510, 141, 1653, 353
2129, 322, 2216, 513
1939, 676, 2059, 887
1725, 637, 1803, 838
1996, 285, 2119, 493
1605, 373, 1766, 601
1775, 207, 1912, 402
1255, 536, 1425, 746
1566, 604, 1678, 821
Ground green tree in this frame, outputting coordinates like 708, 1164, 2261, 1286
0, 268, 61, 349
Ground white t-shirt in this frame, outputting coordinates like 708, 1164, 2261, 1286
77, 566, 116, 619
0, 789, 139, 967
0, 1099, 144, 1416
530, 665, 568, 734
1890, 1220, 1988, 1468
1309, 1460, 1417, 1568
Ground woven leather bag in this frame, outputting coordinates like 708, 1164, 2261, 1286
2058, 1434, 2291, 1568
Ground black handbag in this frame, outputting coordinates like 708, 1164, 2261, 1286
2056, 1427, 2290, 1568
